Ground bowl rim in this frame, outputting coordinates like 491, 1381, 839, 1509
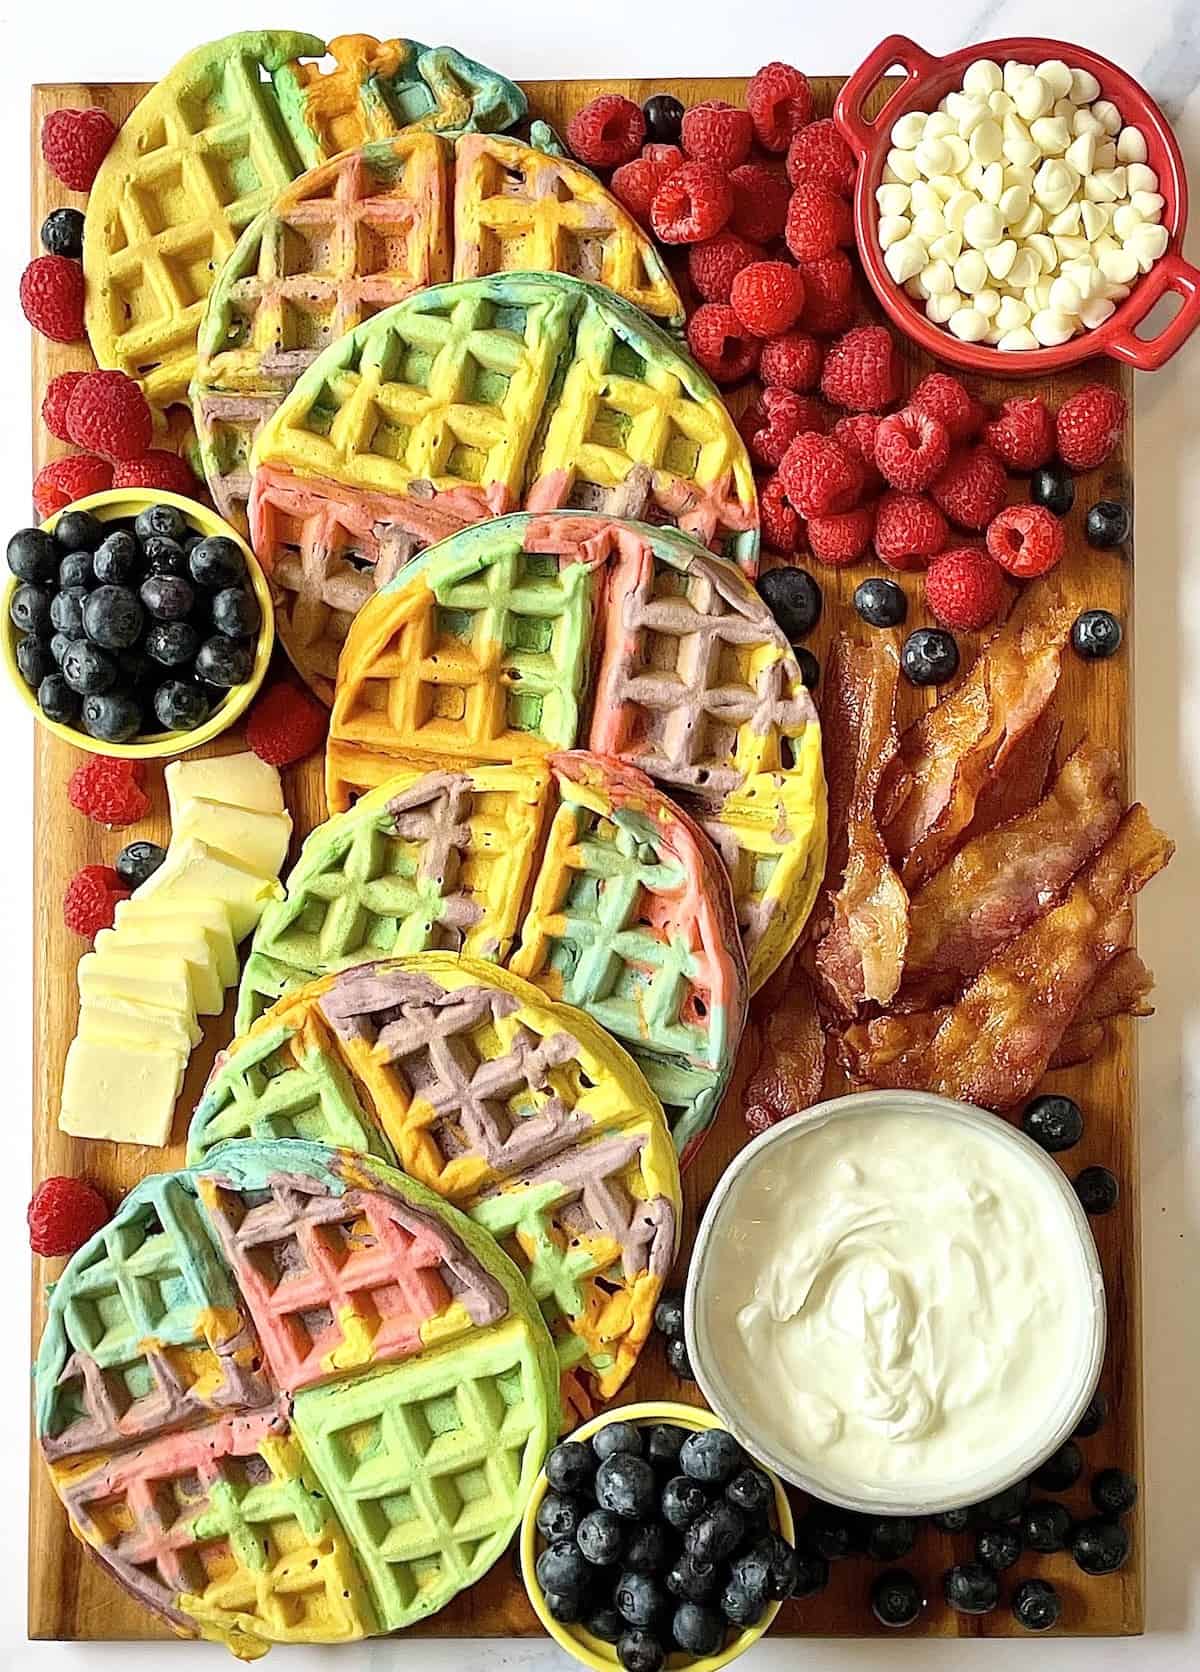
3, 488, 275, 760
520, 1399, 795, 1672
683, 1089, 1107, 1517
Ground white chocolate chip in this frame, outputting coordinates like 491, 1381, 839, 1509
1094, 140, 1118, 171
915, 136, 954, 177
1112, 203, 1144, 240
1125, 162, 1159, 196
988, 89, 1015, 117
1065, 132, 1097, 176
906, 272, 930, 300
995, 294, 1031, 330
1007, 248, 1040, 288
944, 189, 979, 233
1092, 99, 1122, 135
876, 183, 912, 215
1080, 200, 1110, 241
941, 137, 972, 176
1015, 74, 1053, 121
1031, 115, 1071, 155
884, 235, 929, 283
928, 173, 962, 202
1003, 135, 1043, 170
1098, 247, 1139, 285
964, 59, 1003, 96
1011, 204, 1044, 240
1036, 59, 1074, 99
998, 325, 1040, 350
1116, 125, 1148, 164
913, 206, 948, 241
1072, 107, 1105, 138
927, 287, 964, 324
985, 239, 1018, 280
999, 183, 1030, 222
1049, 274, 1083, 313
1047, 201, 1082, 236
969, 119, 1004, 164
878, 214, 912, 249
909, 179, 942, 214
1031, 307, 1076, 345
1131, 190, 1165, 221
949, 304, 990, 340
1054, 234, 1091, 262
921, 258, 956, 296
891, 111, 927, 149
1127, 222, 1169, 269
929, 230, 964, 262
954, 248, 989, 292
1080, 295, 1117, 328
1069, 68, 1102, 104
1004, 60, 1035, 94
974, 287, 1001, 318
1028, 231, 1060, 270
925, 110, 957, 141
963, 201, 1004, 248
886, 147, 921, 184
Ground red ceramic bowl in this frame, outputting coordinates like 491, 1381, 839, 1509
834, 34, 1200, 373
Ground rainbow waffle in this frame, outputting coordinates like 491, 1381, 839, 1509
248, 274, 756, 698
234, 752, 746, 1157
189, 955, 682, 1421
192, 134, 684, 536
327, 513, 825, 994
83, 31, 526, 415
35, 1140, 558, 1656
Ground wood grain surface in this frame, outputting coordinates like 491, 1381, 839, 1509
27, 72, 1143, 1642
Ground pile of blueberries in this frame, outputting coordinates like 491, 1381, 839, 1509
533, 1420, 807, 1671
8, 502, 261, 743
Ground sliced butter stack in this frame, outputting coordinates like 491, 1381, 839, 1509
135, 838, 286, 942
59, 1036, 190, 1146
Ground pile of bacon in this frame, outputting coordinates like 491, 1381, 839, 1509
744, 580, 1174, 1129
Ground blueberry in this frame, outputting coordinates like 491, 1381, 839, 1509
58, 550, 93, 590
140, 573, 195, 622
726, 1467, 773, 1519
758, 566, 822, 640
596, 1453, 657, 1520
665, 1552, 717, 1602
1074, 1390, 1109, 1438
152, 679, 210, 732
50, 631, 72, 666
1031, 464, 1075, 517
864, 1516, 917, 1563
643, 94, 685, 145
114, 840, 167, 889
82, 690, 142, 743
854, 575, 908, 628
800, 1504, 861, 1561
671, 1600, 724, 1656
1012, 1577, 1062, 1632
16, 634, 52, 688
544, 1588, 585, 1624
7, 527, 58, 584
537, 1491, 585, 1543
143, 536, 189, 577
1075, 1165, 1119, 1214
189, 534, 246, 589
1021, 1500, 1072, 1554
577, 1507, 625, 1566
1071, 608, 1122, 660
54, 509, 103, 553
1070, 1516, 1130, 1575
795, 646, 820, 689
971, 1479, 1030, 1525
195, 634, 254, 688
666, 1336, 695, 1379
789, 1548, 829, 1598
720, 1548, 770, 1625
62, 638, 116, 695
50, 586, 89, 637
145, 620, 200, 667
584, 1603, 624, 1642
679, 1429, 743, 1487
1034, 1440, 1083, 1492
661, 1474, 707, 1532
930, 1507, 970, 1533
1085, 500, 1130, 549
212, 585, 261, 638
646, 1424, 685, 1468
37, 673, 79, 725
902, 626, 959, 686
40, 207, 85, 259
10, 584, 51, 637
684, 1500, 745, 1565
93, 530, 140, 584
536, 1537, 590, 1599
546, 1440, 595, 1496
975, 1524, 1022, 1570
943, 1561, 999, 1615
135, 504, 187, 544
1021, 1093, 1084, 1152
1092, 1468, 1137, 1517
652, 1292, 684, 1340
752, 1532, 799, 1600
593, 1421, 644, 1463
83, 585, 143, 650
623, 1520, 668, 1576
871, 1568, 923, 1628
616, 1627, 664, 1672
615, 1570, 665, 1628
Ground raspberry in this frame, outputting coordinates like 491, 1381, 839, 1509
610, 146, 682, 224
685, 303, 760, 384
63, 864, 130, 937
19, 255, 85, 342
728, 163, 791, 242
759, 331, 823, 391
874, 406, 951, 491
111, 449, 199, 496
739, 389, 826, 469
65, 370, 153, 462
909, 371, 985, 443
807, 502, 877, 566
985, 396, 1055, 472
831, 412, 882, 475
1055, 384, 1127, 471
730, 261, 806, 337
650, 162, 733, 244
33, 454, 113, 519
985, 504, 1066, 578
27, 1175, 110, 1257
820, 324, 896, 412
931, 444, 1008, 531
758, 473, 802, 553
681, 101, 753, 168
778, 431, 863, 516
246, 682, 329, 767
786, 119, 857, 195
566, 94, 645, 168
41, 107, 116, 192
785, 184, 852, 262
67, 756, 149, 827
796, 251, 856, 335
874, 490, 948, 570
42, 371, 87, 442
686, 231, 765, 303
925, 546, 1007, 629
746, 62, 813, 152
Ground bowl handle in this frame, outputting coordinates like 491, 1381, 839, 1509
1103, 252, 1200, 372
833, 34, 942, 160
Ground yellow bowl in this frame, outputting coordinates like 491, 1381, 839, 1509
521, 1401, 795, 1672
3, 488, 275, 760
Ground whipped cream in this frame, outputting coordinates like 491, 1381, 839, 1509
689, 1099, 1103, 1507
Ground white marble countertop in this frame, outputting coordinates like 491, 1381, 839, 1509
1, 2, 1196, 1666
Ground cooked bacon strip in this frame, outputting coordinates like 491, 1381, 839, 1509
1050, 949, 1155, 1068
814, 636, 908, 1013
879, 584, 1075, 888
841, 805, 1173, 1108
967, 708, 1061, 838
744, 966, 826, 1135
901, 742, 1121, 1000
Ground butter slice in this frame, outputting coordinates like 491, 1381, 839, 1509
174, 801, 292, 880
59, 1034, 187, 1146
113, 898, 238, 988
94, 927, 223, 1016
77, 952, 200, 1046
78, 994, 194, 1054
166, 752, 284, 819
133, 838, 284, 941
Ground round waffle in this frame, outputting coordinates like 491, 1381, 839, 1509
248, 274, 757, 697
35, 1138, 559, 1655
327, 513, 825, 995
234, 750, 746, 1158
188, 955, 683, 1425
84, 31, 527, 416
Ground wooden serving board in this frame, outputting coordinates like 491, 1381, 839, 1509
27, 73, 1143, 1642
